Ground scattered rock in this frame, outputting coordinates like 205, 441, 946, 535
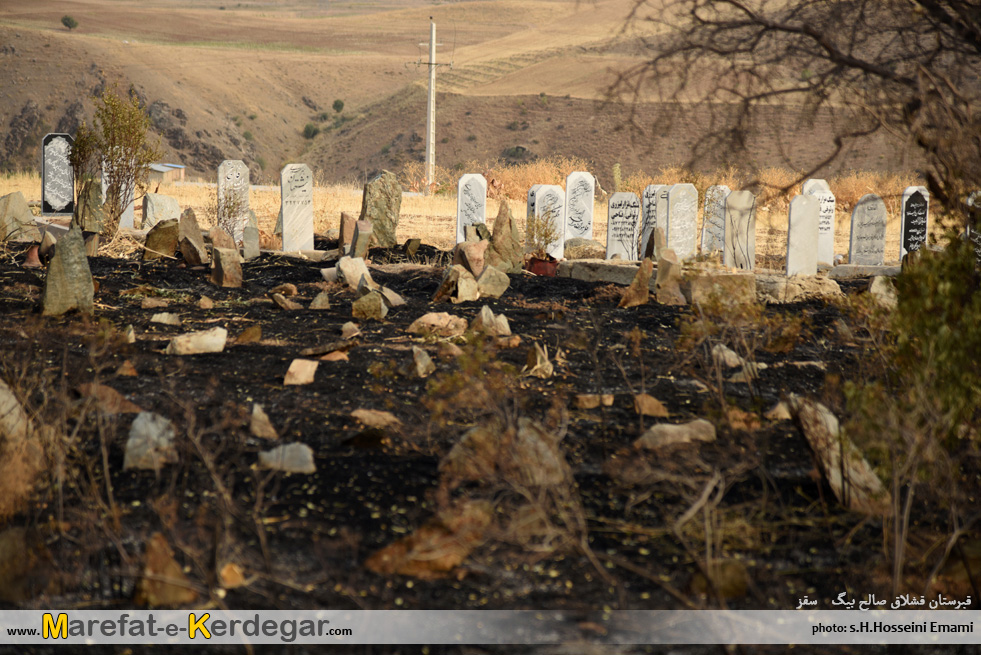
208, 226, 237, 252
284, 359, 318, 385
210, 248, 243, 288
712, 344, 745, 368
124, 325, 136, 343
358, 170, 401, 248
564, 237, 606, 260
341, 322, 361, 339
453, 240, 488, 277
270, 292, 302, 311
141, 193, 181, 230
250, 404, 278, 440
178, 209, 208, 266
123, 412, 178, 471
336, 256, 376, 292
618, 258, 653, 308
141, 296, 169, 309
309, 291, 331, 309
351, 408, 402, 430
270, 283, 298, 296
351, 220, 373, 258
756, 275, 843, 304
868, 275, 898, 309
77, 383, 143, 414
164, 327, 228, 355
634, 393, 669, 417
136, 533, 198, 607
786, 395, 890, 514
364, 500, 492, 580
150, 312, 182, 327
634, 419, 717, 449
197, 296, 214, 310
408, 346, 436, 378
438, 342, 464, 359
433, 265, 479, 303
378, 286, 406, 308
575, 393, 615, 409
470, 305, 511, 336
235, 326, 262, 344
0, 191, 41, 242
655, 250, 686, 305
320, 267, 339, 284
116, 360, 138, 377
41, 224, 94, 316
408, 312, 468, 338
339, 211, 357, 250
476, 265, 510, 299
352, 290, 388, 320
259, 442, 316, 474
219, 563, 246, 589
485, 201, 523, 273
765, 401, 792, 421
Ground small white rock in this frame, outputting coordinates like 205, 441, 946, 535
164, 327, 228, 355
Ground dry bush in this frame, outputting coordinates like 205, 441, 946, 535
482, 156, 591, 200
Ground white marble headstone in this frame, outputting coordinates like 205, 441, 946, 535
606, 192, 640, 261
724, 190, 757, 270
564, 172, 594, 241
279, 163, 314, 252
42, 133, 74, 216
786, 195, 819, 276
900, 186, 929, 259
808, 189, 836, 266
848, 194, 887, 266
527, 184, 543, 222
666, 183, 698, 260
533, 184, 565, 259
456, 174, 487, 244
217, 160, 250, 244
701, 185, 730, 254
100, 166, 135, 229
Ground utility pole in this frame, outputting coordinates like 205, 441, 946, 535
415, 18, 448, 195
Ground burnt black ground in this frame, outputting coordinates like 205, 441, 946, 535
0, 243, 951, 655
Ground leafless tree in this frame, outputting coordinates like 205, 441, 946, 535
611, 0, 981, 222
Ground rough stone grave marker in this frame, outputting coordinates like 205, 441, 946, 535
666, 183, 698, 260
724, 190, 757, 270
786, 195, 820, 276
101, 166, 135, 230
526, 184, 542, 223
848, 194, 887, 265
217, 160, 250, 245
41, 133, 74, 216
900, 186, 929, 259
701, 185, 729, 254
456, 174, 487, 244
802, 179, 830, 195
564, 171, 594, 241
278, 163, 314, 252
606, 192, 640, 261
640, 184, 664, 258
533, 185, 565, 259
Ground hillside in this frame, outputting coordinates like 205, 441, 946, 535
0, 0, 925, 186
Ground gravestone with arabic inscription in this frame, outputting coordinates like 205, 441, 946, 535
534, 184, 565, 259
900, 186, 929, 259
666, 183, 698, 260
526, 184, 542, 223
806, 189, 836, 266
606, 192, 640, 261
217, 160, 250, 245
786, 195, 819, 276
640, 184, 663, 259
456, 174, 487, 244
848, 194, 887, 266
279, 163, 314, 252
42, 133, 74, 216
564, 172, 594, 241
724, 190, 757, 270
701, 185, 729, 254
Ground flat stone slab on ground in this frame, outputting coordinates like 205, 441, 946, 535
556, 259, 657, 289
828, 264, 902, 279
